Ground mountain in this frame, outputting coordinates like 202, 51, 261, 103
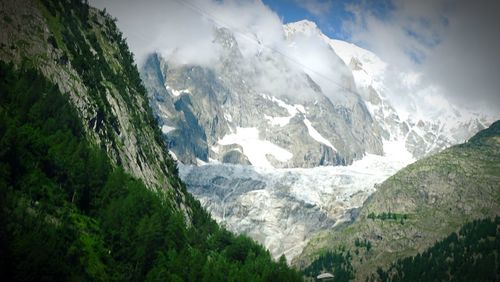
142, 27, 383, 168
140, 18, 496, 261
295, 120, 500, 280
140, 20, 392, 261
373, 217, 499, 281
0, 0, 300, 280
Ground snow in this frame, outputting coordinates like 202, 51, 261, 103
211, 145, 220, 154
218, 127, 293, 168
168, 150, 178, 161
224, 113, 233, 122
283, 20, 321, 38
161, 125, 176, 134
196, 158, 207, 166
157, 104, 171, 117
303, 118, 337, 151
179, 139, 416, 261
264, 115, 292, 127
279, 139, 414, 207
326, 38, 387, 92
165, 85, 191, 97
261, 93, 306, 127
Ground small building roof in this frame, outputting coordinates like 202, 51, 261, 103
317, 272, 334, 279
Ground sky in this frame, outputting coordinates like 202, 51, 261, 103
91, 0, 500, 114
263, 0, 360, 40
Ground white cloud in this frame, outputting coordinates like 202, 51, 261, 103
342, 0, 500, 112
294, 0, 333, 18
91, 0, 284, 67
90, 0, 352, 103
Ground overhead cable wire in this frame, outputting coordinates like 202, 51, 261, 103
170, 0, 365, 97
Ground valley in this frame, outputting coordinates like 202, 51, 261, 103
140, 19, 496, 263
2, 0, 499, 280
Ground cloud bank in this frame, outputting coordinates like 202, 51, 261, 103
92, 0, 500, 114
343, 0, 500, 113
91, 0, 284, 67
91, 0, 352, 102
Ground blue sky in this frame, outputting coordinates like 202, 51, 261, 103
262, 0, 393, 41
260, 0, 500, 111
262, 0, 353, 40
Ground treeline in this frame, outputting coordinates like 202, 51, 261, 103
302, 249, 355, 281
0, 60, 300, 281
367, 212, 408, 223
368, 217, 500, 282
354, 238, 372, 251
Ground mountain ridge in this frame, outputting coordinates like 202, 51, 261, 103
139, 17, 497, 261
0, 0, 301, 280
295, 119, 500, 280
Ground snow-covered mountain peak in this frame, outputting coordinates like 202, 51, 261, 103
140, 18, 496, 262
283, 20, 321, 38
326, 39, 387, 93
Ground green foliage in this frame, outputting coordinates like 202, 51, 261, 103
367, 212, 408, 222
303, 250, 355, 281
369, 217, 500, 282
354, 238, 372, 251
40, 0, 167, 170
0, 61, 302, 281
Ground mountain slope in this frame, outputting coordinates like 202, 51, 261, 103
0, 0, 179, 193
142, 26, 383, 168
373, 217, 499, 281
140, 18, 496, 262
0, 0, 301, 280
323, 34, 493, 159
296, 120, 500, 280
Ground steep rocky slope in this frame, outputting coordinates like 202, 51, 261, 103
296, 120, 500, 280
325, 35, 491, 159
0, 0, 301, 280
142, 27, 383, 168
0, 0, 179, 194
138, 17, 497, 262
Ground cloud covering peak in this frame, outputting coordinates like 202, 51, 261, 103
343, 0, 500, 112
92, 0, 284, 67
91, 0, 500, 114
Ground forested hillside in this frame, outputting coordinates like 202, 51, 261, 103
370, 217, 500, 281
0, 0, 301, 280
298, 120, 500, 280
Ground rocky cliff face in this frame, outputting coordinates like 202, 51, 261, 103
296, 120, 500, 279
142, 26, 383, 168
143, 19, 493, 169
0, 0, 187, 210
323, 35, 492, 159
140, 19, 496, 261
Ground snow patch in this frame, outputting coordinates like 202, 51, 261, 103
165, 85, 191, 97
161, 125, 176, 134
327, 39, 387, 93
303, 118, 337, 151
218, 127, 293, 168
264, 115, 292, 127
261, 93, 306, 127
168, 150, 178, 161
196, 158, 207, 166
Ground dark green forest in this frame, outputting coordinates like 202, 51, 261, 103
369, 217, 500, 282
302, 249, 355, 281
0, 0, 302, 279
0, 62, 301, 281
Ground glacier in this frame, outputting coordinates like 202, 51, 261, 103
142, 18, 497, 263
180, 138, 414, 261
